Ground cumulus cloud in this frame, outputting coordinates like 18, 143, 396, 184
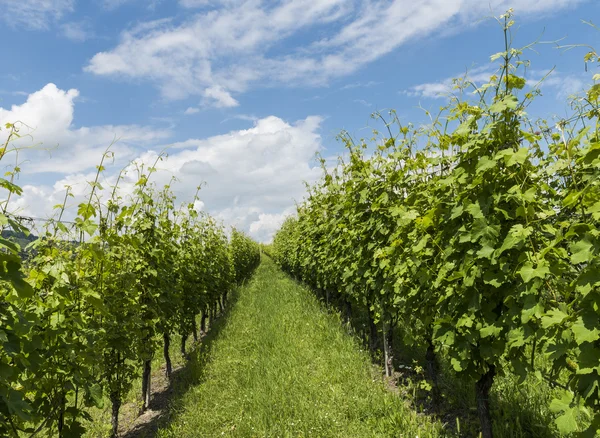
0, 84, 171, 174
85, 0, 587, 105
1, 84, 322, 242
203, 85, 239, 108
137, 115, 323, 240
249, 208, 296, 243
0, 0, 74, 29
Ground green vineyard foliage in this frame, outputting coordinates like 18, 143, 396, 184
273, 12, 599, 437
0, 136, 260, 436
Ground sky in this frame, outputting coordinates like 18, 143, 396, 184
0, 0, 598, 242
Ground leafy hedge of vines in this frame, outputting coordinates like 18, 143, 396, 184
0, 144, 260, 436
273, 13, 599, 437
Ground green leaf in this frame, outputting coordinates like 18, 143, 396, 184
549, 392, 579, 434
480, 325, 502, 338
483, 270, 504, 288
541, 309, 569, 329
571, 315, 600, 345
578, 343, 600, 372
570, 239, 594, 264
476, 244, 495, 259
471, 219, 499, 243
0, 236, 20, 254
576, 270, 600, 297
86, 384, 104, 409
62, 420, 87, 438
11, 277, 34, 298
490, 51, 506, 62
7, 389, 32, 421
518, 261, 549, 283
506, 147, 529, 166
451, 357, 464, 372
476, 156, 496, 174
521, 294, 543, 324
587, 83, 600, 100
454, 121, 472, 137
489, 95, 518, 113
507, 327, 526, 349
77, 202, 96, 220
0, 178, 23, 196
496, 224, 531, 256
563, 190, 583, 208
465, 202, 484, 219
456, 314, 474, 328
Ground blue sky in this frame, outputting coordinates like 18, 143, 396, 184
0, 0, 598, 241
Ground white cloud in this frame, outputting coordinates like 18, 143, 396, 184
0, 84, 170, 174
193, 199, 205, 211
0, 90, 29, 97
125, 115, 323, 241
2, 85, 322, 242
406, 81, 454, 99
161, 112, 322, 242
0, 0, 74, 29
249, 208, 295, 243
203, 85, 239, 108
85, 0, 587, 105
220, 114, 258, 124
144, 115, 323, 238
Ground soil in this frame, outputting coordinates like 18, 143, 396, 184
115, 333, 207, 438
119, 362, 178, 438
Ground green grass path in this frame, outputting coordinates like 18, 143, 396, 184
156, 257, 444, 438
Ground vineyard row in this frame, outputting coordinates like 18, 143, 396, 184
272, 14, 599, 438
0, 145, 261, 437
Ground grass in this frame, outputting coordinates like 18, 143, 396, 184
156, 256, 446, 437
322, 291, 566, 437
387, 335, 564, 438
82, 255, 565, 437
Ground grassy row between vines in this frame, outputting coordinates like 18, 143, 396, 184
154, 256, 448, 438
81, 255, 564, 437
272, 259, 565, 437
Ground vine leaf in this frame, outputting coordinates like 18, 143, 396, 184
570, 239, 594, 264
549, 392, 580, 434
541, 308, 568, 329
571, 315, 600, 345
518, 261, 549, 283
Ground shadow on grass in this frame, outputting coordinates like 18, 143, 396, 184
121, 287, 241, 438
